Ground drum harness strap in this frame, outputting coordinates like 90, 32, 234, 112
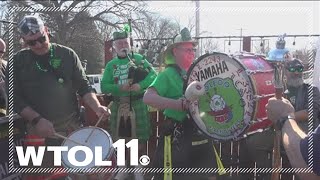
164, 135, 172, 180
163, 64, 226, 176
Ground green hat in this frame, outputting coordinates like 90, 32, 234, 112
162, 27, 198, 65
113, 31, 128, 41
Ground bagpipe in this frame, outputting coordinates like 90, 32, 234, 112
127, 57, 149, 84
125, 19, 150, 84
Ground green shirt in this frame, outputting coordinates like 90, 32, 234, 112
149, 66, 187, 122
101, 53, 157, 96
12, 43, 92, 125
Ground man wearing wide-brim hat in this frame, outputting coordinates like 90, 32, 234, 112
161, 27, 198, 71
144, 27, 218, 180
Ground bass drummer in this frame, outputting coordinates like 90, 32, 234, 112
11, 15, 110, 180
143, 27, 218, 180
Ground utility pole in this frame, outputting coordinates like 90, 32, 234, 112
237, 28, 246, 52
195, 0, 200, 58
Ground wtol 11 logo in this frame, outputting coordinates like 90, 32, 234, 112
15, 139, 150, 168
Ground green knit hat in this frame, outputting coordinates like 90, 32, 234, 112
162, 27, 197, 65
113, 31, 128, 41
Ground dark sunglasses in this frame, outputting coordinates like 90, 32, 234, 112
25, 35, 46, 46
287, 66, 304, 73
0, 50, 5, 54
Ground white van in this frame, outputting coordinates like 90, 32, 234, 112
87, 74, 103, 94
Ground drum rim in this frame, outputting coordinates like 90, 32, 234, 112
185, 52, 257, 142
61, 126, 114, 169
232, 53, 274, 133
0, 114, 21, 124
232, 52, 258, 123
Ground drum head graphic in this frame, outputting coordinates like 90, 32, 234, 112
186, 52, 256, 141
61, 127, 113, 168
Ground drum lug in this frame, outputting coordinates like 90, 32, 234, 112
244, 128, 264, 137
253, 95, 261, 101
246, 69, 254, 75
246, 69, 274, 75
254, 93, 275, 101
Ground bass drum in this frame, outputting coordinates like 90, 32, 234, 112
186, 52, 274, 141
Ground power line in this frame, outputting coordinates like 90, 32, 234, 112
193, 34, 320, 39
133, 34, 320, 42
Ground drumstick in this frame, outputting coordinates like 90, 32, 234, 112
95, 101, 113, 127
54, 133, 85, 146
271, 88, 282, 180
271, 61, 284, 180
272, 128, 281, 180
85, 101, 113, 143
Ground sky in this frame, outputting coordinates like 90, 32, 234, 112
146, 1, 320, 54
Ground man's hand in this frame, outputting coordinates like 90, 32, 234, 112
120, 83, 131, 92
130, 83, 141, 92
33, 118, 56, 138
95, 105, 111, 121
266, 97, 295, 123
179, 97, 191, 111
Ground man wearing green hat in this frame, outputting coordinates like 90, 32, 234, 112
143, 27, 217, 180
101, 28, 157, 178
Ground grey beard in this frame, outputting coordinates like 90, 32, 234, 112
287, 77, 304, 87
117, 48, 129, 57
121, 48, 129, 53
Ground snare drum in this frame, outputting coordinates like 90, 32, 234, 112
61, 127, 116, 180
186, 52, 274, 141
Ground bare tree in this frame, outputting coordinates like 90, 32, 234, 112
8, 1, 147, 45
66, 11, 105, 74
292, 47, 316, 67
200, 38, 221, 55
131, 12, 180, 66
253, 40, 271, 55
1, 0, 150, 73
0, 3, 7, 36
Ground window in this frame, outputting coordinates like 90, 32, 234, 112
94, 77, 99, 83
88, 77, 94, 85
